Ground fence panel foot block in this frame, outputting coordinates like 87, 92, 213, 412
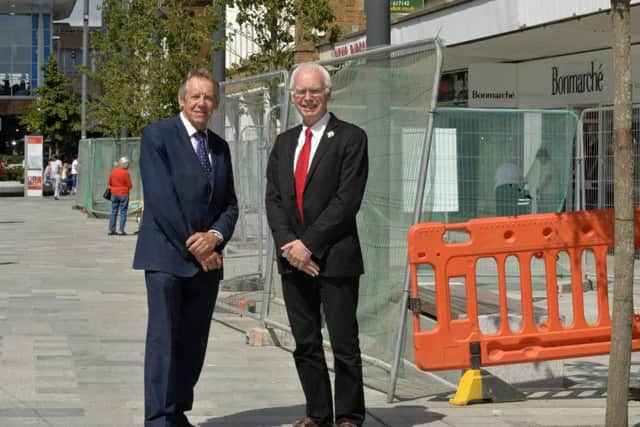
449, 369, 526, 406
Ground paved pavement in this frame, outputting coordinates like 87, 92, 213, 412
2, 195, 640, 426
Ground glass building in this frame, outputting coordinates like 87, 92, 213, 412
0, 1, 75, 154
0, 1, 75, 97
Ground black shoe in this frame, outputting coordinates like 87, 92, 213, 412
108, 231, 116, 235
176, 413, 195, 427
119, 231, 127, 236
293, 416, 332, 427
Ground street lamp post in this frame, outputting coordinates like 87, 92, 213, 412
81, 0, 89, 139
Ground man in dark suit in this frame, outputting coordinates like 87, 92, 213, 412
133, 68, 238, 427
265, 63, 368, 427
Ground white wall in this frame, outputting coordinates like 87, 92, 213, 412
55, 0, 102, 27
334, 0, 640, 54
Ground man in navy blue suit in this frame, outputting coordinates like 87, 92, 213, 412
133, 68, 238, 427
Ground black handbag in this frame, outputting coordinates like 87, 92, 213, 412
103, 188, 111, 200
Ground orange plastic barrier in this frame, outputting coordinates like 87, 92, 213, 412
408, 208, 640, 371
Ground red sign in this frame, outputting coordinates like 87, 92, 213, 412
334, 38, 367, 58
27, 174, 42, 190
26, 135, 43, 145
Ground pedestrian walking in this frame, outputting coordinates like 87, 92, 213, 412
50, 154, 62, 200
71, 158, 79, 194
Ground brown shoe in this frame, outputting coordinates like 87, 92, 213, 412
337, 422, 358, 427
293, 416, 332, 427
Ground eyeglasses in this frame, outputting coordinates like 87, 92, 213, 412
291, 87, 326, 97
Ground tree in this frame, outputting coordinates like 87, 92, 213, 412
223, 0, 341, 75
605, 1, 634, 426
89, 0, 223, 137
20, 55, 80, 154
220, 0, 340, 147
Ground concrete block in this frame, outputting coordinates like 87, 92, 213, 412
245, 327, 296, 347
559, 277, 594, 294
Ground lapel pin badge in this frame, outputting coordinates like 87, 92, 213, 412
327, 131, 334, 139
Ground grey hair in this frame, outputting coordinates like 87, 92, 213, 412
119, 156, 129, 166
178, 68, 219, 102
289, 63, 332, 93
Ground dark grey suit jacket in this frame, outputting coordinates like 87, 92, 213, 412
265, 113, 368, 277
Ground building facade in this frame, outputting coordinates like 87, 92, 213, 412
0, 0, 76, 153
323, 0, 640, 109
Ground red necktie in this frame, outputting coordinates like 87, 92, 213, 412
295, 128, 313, 221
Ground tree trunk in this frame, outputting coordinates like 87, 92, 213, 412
605, 1, 634, 426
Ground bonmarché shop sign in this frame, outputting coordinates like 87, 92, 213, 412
551, 61, 604, 96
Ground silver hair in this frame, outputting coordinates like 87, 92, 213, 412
177, 68, 219, 102
119, 156, 129, 166
289, 63, 332, 93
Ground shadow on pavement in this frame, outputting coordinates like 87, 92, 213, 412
200, 404, 303, 427
200, 404, 445, 427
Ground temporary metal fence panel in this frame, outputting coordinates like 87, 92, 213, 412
575, 105, 640, 283
216, 71, 289, 319
412, 107, 577, 376
421, 108, 578, 296
576, 105, 640, 211
75, 138, 142, 218
386, 107, 578, 399
75, 138, 91, 210
428, 108, 578, 223
238, 40, 444, 400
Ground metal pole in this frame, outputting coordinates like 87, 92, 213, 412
260, 71, 290, 325
212, 1, 225, 136
366, 0, 390, 47
597, 109, 604, 208
386, 39, 444, 403
81, 0, 89, 139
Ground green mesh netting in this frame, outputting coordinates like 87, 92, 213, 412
75, 138, 142, 217
426, 108, 578, 223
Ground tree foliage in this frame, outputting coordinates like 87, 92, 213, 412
89, 0, 223, 137
20, 55, 80, 152
223, 0, 341, 74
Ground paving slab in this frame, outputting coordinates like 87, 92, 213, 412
2, 196, 640, 426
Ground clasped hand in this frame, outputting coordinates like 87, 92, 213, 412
186, 232, 221, 272
281, 240, 319, 277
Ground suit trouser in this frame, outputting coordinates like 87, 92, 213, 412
144, 269, 220, 427
282, 273, 365, 426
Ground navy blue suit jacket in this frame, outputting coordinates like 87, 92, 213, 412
133, 115, 238, 278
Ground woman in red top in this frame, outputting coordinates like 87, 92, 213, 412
107, 157, 133, 235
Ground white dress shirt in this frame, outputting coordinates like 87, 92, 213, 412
180, 112, 212, 164
293, 112, 331, 172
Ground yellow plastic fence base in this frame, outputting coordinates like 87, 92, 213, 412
449, 369, 483, 406
449, 368, 527, 406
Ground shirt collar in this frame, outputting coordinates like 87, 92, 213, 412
303, 112, 331, 136
180, 112, 205, 138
